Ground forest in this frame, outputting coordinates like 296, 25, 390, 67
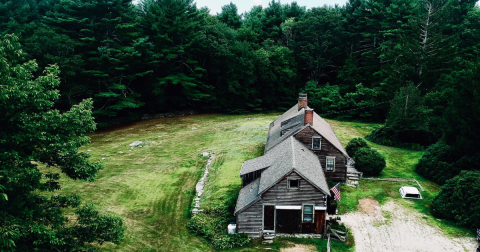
1, 0, 479, 250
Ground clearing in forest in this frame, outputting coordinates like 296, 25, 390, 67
47, 113, 475, 251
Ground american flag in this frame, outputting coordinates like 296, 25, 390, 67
331, 183, 341, 202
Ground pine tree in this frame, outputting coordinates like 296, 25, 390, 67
43, 0, 150, 125
141, 0, 211, 110
217, 2, 242, 29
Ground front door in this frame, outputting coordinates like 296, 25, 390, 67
276, 209, 302, 233
315, 210, 326, 234
263, 205, 275, 231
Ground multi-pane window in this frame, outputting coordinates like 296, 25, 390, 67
312, 136, 321, 149
303, 205, 314, 223
326, 157, 335, 171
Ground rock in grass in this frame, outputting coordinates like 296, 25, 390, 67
129, 141, 143, 147
87, 149, 92, 152
202, 152, 209, 157
192, 127, 197, 130
157, 136, 162, 138
119, 151, 123, 154
102, 158, 106, 160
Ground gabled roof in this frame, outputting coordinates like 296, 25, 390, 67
265, 104, 349, 158
235, 137, 330, 215
258, 137, 330, 195
311, 112, 348, 157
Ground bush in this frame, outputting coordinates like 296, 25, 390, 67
187, 203, 249, 249
415, 140, 458, 184
365, 125, 435, 150
345, 138, 369, 158
354, 147, 386, 176
432, 171, 480, 230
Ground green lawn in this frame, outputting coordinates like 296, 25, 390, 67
47, 114, 473, 252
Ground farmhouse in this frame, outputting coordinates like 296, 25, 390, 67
234, 94, 351, 238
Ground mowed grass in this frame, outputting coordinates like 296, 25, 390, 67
48, 113, 278, 251
47, 114, 473, 252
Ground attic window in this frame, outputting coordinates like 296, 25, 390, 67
312, 136, 321, 150
303, 205, 314, 223
288, 179, 299, 189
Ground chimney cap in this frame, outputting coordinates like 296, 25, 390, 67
299, 93, 307, 98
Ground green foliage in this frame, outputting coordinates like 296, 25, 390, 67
188, 204, 250, 249
0, 34, 124, 251
346, 137, 387, 176
366, 84, 435, 148
432, 171, 480, 230
345, 137, 369, 157
217, 2, 242, 29
354, 147, 386, 176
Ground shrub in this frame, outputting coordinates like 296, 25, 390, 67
187, 201, 249, 249
345, 138, 369, 158
415, 140, 458, 184
432, 171, 480, 230
353, 147, 386, 176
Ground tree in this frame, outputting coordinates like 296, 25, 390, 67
141, 0, 212, 111
366, 83, 434, 147
432, 171, 480, 230
44, 0, 150, 126
217, 2, 242, 29
0, 34, 124, 251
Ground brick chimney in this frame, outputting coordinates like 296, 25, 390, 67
305, 109, 313, 125
298, 93, 307, 111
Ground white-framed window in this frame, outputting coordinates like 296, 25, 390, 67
326, 156, 335, 172
288, 179, 299, 189
302, 204, 314, 223
312, 136, 321, 149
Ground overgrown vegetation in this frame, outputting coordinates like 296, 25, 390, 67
188, 203, 250, 249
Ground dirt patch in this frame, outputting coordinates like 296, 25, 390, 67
342, 200, 477, 252
280, 243, 317, 252
358, 198, 379, 215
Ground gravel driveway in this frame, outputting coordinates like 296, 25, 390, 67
341, 199, 477, 252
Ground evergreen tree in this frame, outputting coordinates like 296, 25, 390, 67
44, 0, 150, 125
217, 2, 242, 29
141, 0, 211, 111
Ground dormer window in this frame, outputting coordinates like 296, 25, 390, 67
312, 136, 321, 149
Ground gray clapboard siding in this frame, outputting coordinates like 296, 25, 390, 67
236, 172, 327, 237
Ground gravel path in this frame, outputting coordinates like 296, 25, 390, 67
342, 199, 477, 252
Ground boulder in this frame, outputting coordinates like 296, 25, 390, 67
129, 141, 143, 147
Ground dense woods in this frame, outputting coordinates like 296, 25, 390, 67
1, 0, 480, 249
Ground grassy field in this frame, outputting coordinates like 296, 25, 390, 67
47, 113, 473, 252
